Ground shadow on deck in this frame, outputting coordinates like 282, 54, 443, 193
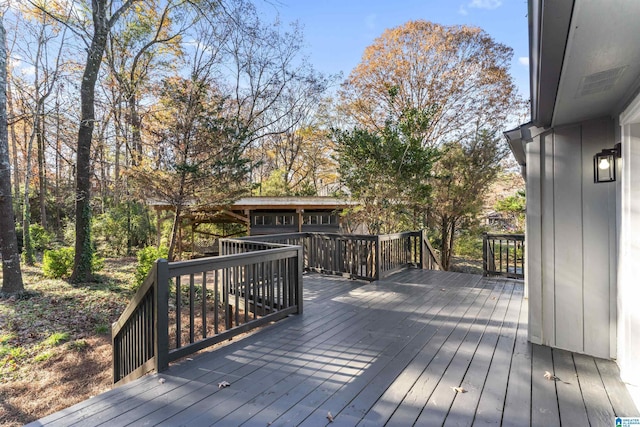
28, 270, 638, 426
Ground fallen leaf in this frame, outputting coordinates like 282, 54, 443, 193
544, 371, 560, 381
218, 381, 231, 389
327, 411, 334, 422
451, 386, 467, 393
440, 288, 446, 292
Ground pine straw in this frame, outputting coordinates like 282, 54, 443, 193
0, 337, 112, 426
0, 259, 136, 427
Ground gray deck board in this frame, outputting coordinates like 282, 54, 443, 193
553, 349, 589, 427
531, 344, 560, 427
27, 270, 638, 427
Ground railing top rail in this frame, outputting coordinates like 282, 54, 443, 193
378, 231, 420, 241
221, 238, 294, 248
168, 245, 300, 277
235, 231, 420, 242
234, 233, 309, 241
484, 233, 525, 240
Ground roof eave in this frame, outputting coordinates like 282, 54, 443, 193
529, 0, 575, 128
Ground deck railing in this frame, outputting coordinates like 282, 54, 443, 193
235, 230, 441, 281
112, 229, 439, 385
112, 241, 303, 385
482, 233, 525, 279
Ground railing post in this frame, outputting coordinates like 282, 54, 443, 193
154, 259, 169, 373
420, 229, 427, 269
296, 245, 304, 314
482, 232, 488, 277
374, 235, 382, 281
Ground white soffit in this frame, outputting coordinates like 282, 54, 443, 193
552, 0, 640, 126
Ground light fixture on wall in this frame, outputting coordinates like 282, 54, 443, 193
594, 142, 621, 183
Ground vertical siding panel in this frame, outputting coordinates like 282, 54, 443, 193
542, 132, 556, 347
553, 125, 584, 353
526, 135, 544, 344
581, 118, 614, 358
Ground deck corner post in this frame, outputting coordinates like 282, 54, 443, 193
154, 258, 170, 373
420, 229, 427, 269
296, 245, 304, 314
374, 235, 382, 281
482, 232, 488, 277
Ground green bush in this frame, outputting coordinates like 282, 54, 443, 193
135, 246, 169, 289
42, 247, 75, 279
29, 224, 54, 251
93, 202, 155, 256
454, 232, 484, 260
42, 247, 103, 279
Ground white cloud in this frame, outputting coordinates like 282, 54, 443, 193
469, 0, 502, 10
365, 13, 377, 31
458, 5, 468, 15
518, 57, 529, 66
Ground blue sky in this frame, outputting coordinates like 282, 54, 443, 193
259, 0, 530, 98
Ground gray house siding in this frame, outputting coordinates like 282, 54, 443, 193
526, 117, 617, 359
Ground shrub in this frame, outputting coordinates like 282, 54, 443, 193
93, 203, 155, 256
454, 231, 484, 260
42, 247, 75, 279
29, 224, 53, 251
42, 247, 103, 279
135, 246, 169, 289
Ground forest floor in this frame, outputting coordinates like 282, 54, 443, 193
450, 255, 483, 275
0, 258, 137, 427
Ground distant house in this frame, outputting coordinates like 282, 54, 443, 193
482, 210, 511, 230
150, 197, 355, 255
229, 197, 353, 236
506, 0, 640, 406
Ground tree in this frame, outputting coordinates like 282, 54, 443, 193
0, 13, 25, 294
53, 0, 140, 282
340, 20, 524, 266
340, 20, 522, 147
14, 5, 67, 264
132, 76, 250, 260
334, 106, 436, 234
495, 189, 526, 232
429, 128, 508, 270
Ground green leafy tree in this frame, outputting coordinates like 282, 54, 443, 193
495, 190, 526, 232
334, 107, 437, 234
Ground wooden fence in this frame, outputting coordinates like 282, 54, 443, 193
112, 241, 303, 385
482, 233, 525, 279
112, 230, 440, 385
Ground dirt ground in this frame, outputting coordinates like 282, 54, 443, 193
0, 259, 136, 427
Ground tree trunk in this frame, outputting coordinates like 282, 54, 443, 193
167, 204, 182, 261
22, 115, 38, 266
7, 71, 20, 205
71, 0, 138, 281
0, 17, 24, 294
37, 103, 47, 228
54, 95, 61, 233
129, 93, 142, 166
71, 16, 109, 282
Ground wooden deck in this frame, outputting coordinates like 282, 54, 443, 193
28, 270, 638, 426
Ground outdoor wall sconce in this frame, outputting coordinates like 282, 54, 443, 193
594, 142, 621, 183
